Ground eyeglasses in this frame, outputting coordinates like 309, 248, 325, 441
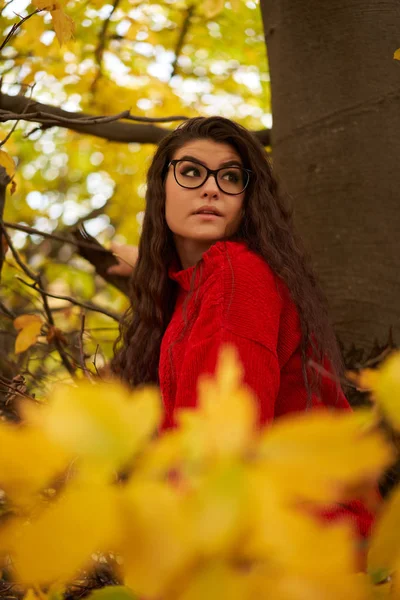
168, 159, 252, 195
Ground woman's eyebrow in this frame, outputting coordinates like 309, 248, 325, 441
177, 155, 242, 168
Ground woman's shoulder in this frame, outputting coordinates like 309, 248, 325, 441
222, 240, 280, 291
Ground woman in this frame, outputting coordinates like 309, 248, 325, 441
111, 116, 374, 543
112, 116, 348, 422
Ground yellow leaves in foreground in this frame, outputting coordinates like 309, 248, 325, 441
257, 409, 392, 504
13, 314, 44, 354
3, 346, 400, 598
32, 1, 75, 45
0, 422, 70, 505
30, 380, 161, 476
349, 352, 400, 431
394, 48, 400, 61
11, 483, 120, 585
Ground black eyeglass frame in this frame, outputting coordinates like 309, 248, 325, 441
168, 159, 252, 196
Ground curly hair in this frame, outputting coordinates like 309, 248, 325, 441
111, 116, 344, 393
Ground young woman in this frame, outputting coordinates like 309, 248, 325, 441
110, 116, 376, 547
111, 115, 351, 424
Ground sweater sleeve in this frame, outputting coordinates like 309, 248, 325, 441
174, 328, 281, 425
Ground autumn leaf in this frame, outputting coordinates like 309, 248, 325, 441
0, 422, 71, 505
368, 485, 400, 580
394, 48, 400, 60
358, 352, 400, 430
32, 1, 75, 45
256, 409, 393, 504
0, 149, 16, 179
32, 0, 60, 8
13, 314, 44, 354
11, 483, 120, 584
179, 344, 257, 461
202, 0, 225, 19
51, 8, 75, 45
120, 480, 196, 598
39, 380, 162, 474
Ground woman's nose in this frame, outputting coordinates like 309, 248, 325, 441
201, 174, 219, 197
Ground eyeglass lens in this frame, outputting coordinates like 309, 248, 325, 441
174, 160, 248, 194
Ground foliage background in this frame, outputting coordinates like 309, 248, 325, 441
0, 0, 271, 392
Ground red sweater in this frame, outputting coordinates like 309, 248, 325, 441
158, 240, 375, 541
159, 240, 350, 427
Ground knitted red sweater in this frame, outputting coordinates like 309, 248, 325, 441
158, 240, 376, 541
159, 240, 351, 427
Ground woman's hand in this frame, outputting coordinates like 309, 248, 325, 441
107, 242, 138, 277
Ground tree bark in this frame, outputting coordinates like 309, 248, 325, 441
260, 0, 400, 351
0, 93, 271, 146
0, 166, 11, 281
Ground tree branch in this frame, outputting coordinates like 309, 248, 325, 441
0, 8, 41, 52
92, 0, 122, 92
3, 220, 112, 253
16, 277, 121, 322
0, 92, 271, 146
0, 166, 11, 281
170, 4, 195, 79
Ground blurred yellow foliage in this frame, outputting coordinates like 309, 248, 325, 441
1, 346, 400, 599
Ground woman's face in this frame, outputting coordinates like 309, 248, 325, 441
165, 139, 246, 246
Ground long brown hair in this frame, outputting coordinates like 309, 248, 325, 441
111, 116, 343, 391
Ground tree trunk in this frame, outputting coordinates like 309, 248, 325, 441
260, 0, 400, 351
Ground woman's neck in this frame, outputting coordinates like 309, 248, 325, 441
174, 237, 217, 269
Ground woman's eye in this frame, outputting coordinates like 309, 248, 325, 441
222, 170, 240, 183
181, 167, 201, 177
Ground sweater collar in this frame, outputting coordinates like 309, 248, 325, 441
168, 240, 247, 292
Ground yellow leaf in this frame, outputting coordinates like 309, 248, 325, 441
12, 483, 120, 585
368, 485, 400, 578
202, 0, 225, 19
394, 48, 400, 60
177, 561, 251, 600
14, 315, 43, 354
32, 1, 61, 9
179, 344, 257, 461
230, 0, 241, 9
120, 480, 196, 598
40, 380, 162, 474
242, 467, 356, 576
14, 314, 43, 330
257, 410, 393, 503
189, 462, 246, 556
365, 352, 400, 430
0, 423, 70, 505
0, 149, 16, 178
51, 8, 75, 46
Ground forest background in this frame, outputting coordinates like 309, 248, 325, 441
2, 2, 400, 598
0, 0, 399, 415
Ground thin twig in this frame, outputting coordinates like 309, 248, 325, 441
0, 297, 15, 318
0, 220, 37, 281
3, 220, 112, 253
16, 276, 120, 321
92, 344, 102, 377
308, 358, 360, 390
0, 375, 36, 401
78, 310, 93, 380
0, 8, 42, 52
37, 273, 76, 376
0, 83, 35, 147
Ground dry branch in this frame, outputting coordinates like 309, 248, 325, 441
0, 93, 271, 146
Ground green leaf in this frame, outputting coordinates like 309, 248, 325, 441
86, 586, 139, 600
